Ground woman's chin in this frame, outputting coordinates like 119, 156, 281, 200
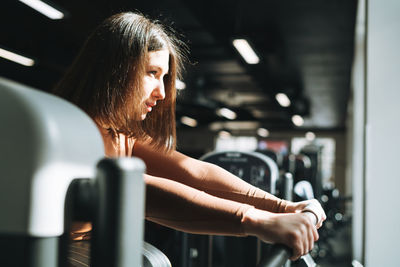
140, 113, 147, 120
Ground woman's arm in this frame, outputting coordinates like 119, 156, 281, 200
145, 174, 318, 260
134, 142, 326, 227
134, 142, 288, 213
145, 174, 251, 235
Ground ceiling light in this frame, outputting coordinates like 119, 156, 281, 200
291, 115, 304, 126
18, 0, 64, 20
257, 128, 270, 137
275, 93, 291, 107
180, 116, 197, 127
0, 48, 35, 66
232, 39, 260, 64
175, 79, 186, 90
305, 131, 316, 141
216, 107, 237, 120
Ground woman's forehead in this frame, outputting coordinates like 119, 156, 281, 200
147, 49, 170, 73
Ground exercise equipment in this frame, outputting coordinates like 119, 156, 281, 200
281, 154, 312, 189
64, 158, 147, 267
179, 150, 279, 267
299, 146, 323, 199
200, 151, 279, 194
257, 179, 318, 267
0, 77, 104, 267
255, 149, 281, 166
0, 77, 169, 267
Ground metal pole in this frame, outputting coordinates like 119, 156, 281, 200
91, 158, 146, 267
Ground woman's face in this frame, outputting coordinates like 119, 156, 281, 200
140, 49, 170, 120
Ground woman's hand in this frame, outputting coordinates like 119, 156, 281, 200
284, 199, 326, 229
242, 208, 319, 261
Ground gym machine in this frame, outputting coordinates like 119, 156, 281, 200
0, 77, 169, 267
180, 150, 317, 267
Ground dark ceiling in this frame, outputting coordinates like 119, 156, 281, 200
0, 0, 357, 133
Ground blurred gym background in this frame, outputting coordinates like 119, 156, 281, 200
1, 0, 399, 266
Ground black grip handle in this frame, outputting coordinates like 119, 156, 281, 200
91, 157, 146, 267
257, 244, 291, 267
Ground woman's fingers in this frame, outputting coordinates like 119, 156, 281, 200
290, 238, 304, 261
242, 209, 319, 260
313, 224, 319, 241
286, 213, 317, 260
304, 213, 318, 252
286, 199, 326, 228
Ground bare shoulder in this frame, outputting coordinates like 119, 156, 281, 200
134, 140, 185, 159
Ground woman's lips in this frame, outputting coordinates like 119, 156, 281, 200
146, 103, 155, 112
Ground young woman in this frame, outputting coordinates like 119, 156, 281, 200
53, 11, 326, 263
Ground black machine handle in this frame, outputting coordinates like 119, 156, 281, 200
91, 157, 146, 267
64, 158, 146, 267
65, 157, 171, 267
257, 211, 317, 267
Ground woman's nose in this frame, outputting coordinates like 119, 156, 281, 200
153, 80, 166, 100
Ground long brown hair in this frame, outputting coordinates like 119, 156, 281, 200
53, 12, 187, 152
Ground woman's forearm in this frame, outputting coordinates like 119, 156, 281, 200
145, 174, 253, 235
194, 162, 289, 213
134, 142, 289, 213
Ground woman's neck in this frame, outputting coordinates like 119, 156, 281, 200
96, 125, 135, 157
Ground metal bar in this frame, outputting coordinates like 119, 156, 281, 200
91, 158, 145, 267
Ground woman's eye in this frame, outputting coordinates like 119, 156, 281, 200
149, 71, 157, 77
